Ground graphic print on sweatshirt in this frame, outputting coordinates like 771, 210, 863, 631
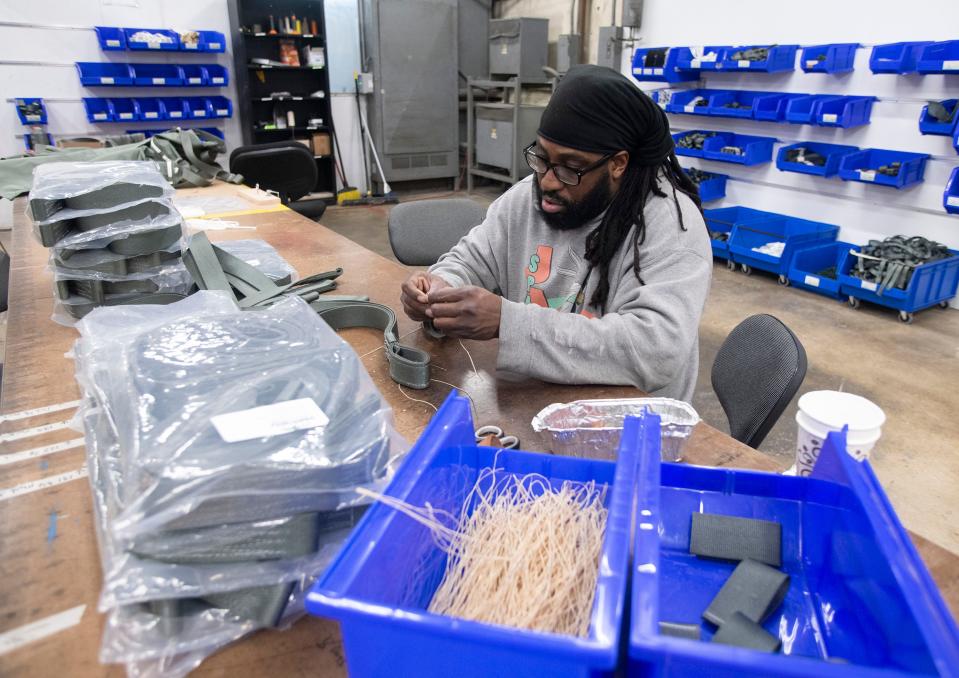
523, 244, 593, 316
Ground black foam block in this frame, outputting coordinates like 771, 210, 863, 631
690, 512, 782, 567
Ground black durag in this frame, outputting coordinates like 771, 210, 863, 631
537, 64, 674, 163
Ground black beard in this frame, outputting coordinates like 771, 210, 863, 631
533, 170, 613, 231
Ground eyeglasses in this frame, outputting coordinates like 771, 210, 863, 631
523, 143, 614, 187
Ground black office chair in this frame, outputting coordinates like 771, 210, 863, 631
229, 141, 325, 219
711, 314, 808, 449
388, 198, 488, 266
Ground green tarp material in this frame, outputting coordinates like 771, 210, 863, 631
0, 129, 241, 201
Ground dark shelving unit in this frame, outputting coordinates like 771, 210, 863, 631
227, 0, 334, 200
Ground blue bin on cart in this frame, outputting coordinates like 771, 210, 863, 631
728, 213, 839, 279
917, 40, 959, 75
946, 167, 959, 214
918, 99, 958, 136
787, 241, 856, 299
110, 97, 139, 122
665, 89, 714, 116
702, 133, 776, 166
706, 91, 767, 119
631, 47, 700, 83
123, 27, 180, 50
840, 245, 959, 319
82, 97, 114, 122
721, 45, 798, 72
800, 43, 860, 73
704, 206, 777, 261
131, 63, 184, 86
76, 62, 134, 86
627, 413, 959, 677
136, 97, 165, 121
870, 41, 933, 74
15, 98, 46, 124
181, 30, 226, 52
94, 26, 126, 51
754, 93, 807, 122
674, 46, 729, 71
814, 96, 875, 128
305, 393, 637, 678
159, 97, 189, 121
776, 142, 859, 178
838, 149, 930, 189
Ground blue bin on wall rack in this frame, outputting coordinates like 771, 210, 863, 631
703, 206, 776, 261
76, 62, 134, 86
674, 46, 729, 71
110, 98, 139, 122
869, 41, 933, 74
787, 241, 856, 299
131, 63, 184, 87
159, 97, 189, 121
685, 169, 727, 203
180, 64, 208, 86
184, 96, 213, 119
627, 414, 959, 677
945, 167, 959, 215
304, 393, 637, 678
136, 97, 165, 121
181, 30, 226, 52
800, 43, 860, 73
208, 96, 232, 118
203, 64, 229, 86
123, 27, 180, 50
664, 89, 713, 116
838, 149, 930, 188
814, 96, 875, 128
706, 90, 767, 119
14, 98, 46, 124
702, 133, 776, 166
916, 40, 959, 75
127, 126, 225, 139
776, 142, 859, 178
94, 26, 126, 51
721, 44, 798, 72
840, 245, 959, 317
82, 97, 114, 122
754, 93, 807, 122
728, 213, 838, 278
631, 47, 700, 83
672, 130, 717, 159
918, 99, 958, 136
784, 94, 834, 124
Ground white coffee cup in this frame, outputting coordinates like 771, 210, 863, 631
794, 391, 886, 477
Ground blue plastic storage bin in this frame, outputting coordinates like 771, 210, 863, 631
180, 64, 207, 86
918, 99, 959, 136
123, 27, 180, 50
135, 97, 164, 121
721, 45, 798, 72
674, 46, 729, 71
76, 62, 134, 86
776, 142, 859, 178
754, 93, 807, 122
787, 241, 856, 299
127, 126, 225, 140
784, 94, 835, 124
631, 47, 700, 83
131, 63, 184, 87
94, 26, 126, 51
728, 213, 839, 278
838, 149, 930, 188
82, 97, 114, 122
14, 98, 46, 124
184, 96, 213, 119
814, 96, 875, 128
800, 43, 860, 73
916, 40, 959, 75
955, 127, 959, 155
208, 96, 232, 118
110, 97, 139, 122
159, 97, 189, 120
664, 89, 713, 116
305, 393, 637, 678
702, 133, 776, 166
181, 30, 226, 52
628, 414, 959, 677
202, 64, 229, 86
685, 169, 727, 203
706, 91, 768, 119
947, 167, 959, 215
840, 245, 959, 317
703, 206, 776, 261
869, 41, 933, 74
673, 130, 717, 159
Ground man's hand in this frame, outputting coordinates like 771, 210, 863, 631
426, 286, 502, 340
400, 272, 450, 321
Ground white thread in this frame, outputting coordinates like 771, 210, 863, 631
358, 326, 423, 360
0, 605, 86, 655
397, 384, 438, 413
0, 438, 84, 466
0, 399, 81, 423
459, 339, 478, 376
0, 467, 88, 502
430, 379, 477, 419
0, 420, 72, 443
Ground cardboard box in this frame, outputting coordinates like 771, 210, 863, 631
311, 132, 331, 157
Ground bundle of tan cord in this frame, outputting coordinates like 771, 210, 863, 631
357, 467, 608, 637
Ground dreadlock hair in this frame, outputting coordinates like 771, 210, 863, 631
583, 151, 703, 313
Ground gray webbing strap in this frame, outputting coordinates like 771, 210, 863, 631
711, 611, 781, 652
690, 513, 782, 567
703, 558, 790, 628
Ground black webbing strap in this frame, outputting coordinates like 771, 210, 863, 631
690, 513, 782, 567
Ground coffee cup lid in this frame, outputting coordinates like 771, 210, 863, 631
798, 390, 886, 431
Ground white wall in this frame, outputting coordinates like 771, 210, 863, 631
628, 0, 959, 303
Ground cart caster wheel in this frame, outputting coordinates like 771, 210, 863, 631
939, 301, 950, 309
898, 311, 914, 324
848, 296, 860, 309
726, 260, 736, 271
741, 264, 752, 276
778, 274, 790, 286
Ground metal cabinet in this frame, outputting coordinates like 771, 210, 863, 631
475, 104, 545, 174
488, 18, 548, 80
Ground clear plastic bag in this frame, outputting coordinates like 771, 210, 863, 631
73, 292, 406, 675
47, 203, 182, 249
30, 160, 172, 204
214, 239, 298, 283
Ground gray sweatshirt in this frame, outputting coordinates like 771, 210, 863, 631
429, 174, 712, 401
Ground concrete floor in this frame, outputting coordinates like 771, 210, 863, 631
322, 190, 959, 558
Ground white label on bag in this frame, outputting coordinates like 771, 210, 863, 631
106, 39, 120, 47
212, 398, 329, 443
189, 77, 201, 84
145, 112, 157, 119
212, 77, 224, 84
858, 170, 876, 182
100, 77, 114, 84
947, 196, 959, 207
861, 280, 878, 291
152, 77, 165, 84
94, 113, 106, 120
822, 113, 838, 123
804, 275, 820, 288
738, 59, 750, 68
943, 60, 959, 71
209, 42, 221, 50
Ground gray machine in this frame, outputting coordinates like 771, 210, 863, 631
475, 102, 545, 176
360, 0, 458, 183
488, 18, 548, 80
557, 34, 582, 73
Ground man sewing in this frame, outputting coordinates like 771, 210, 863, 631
400, 65, 712, 402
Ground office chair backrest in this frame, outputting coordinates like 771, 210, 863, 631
229, 141, 317, 204
711, 314, 808, 449
388, 198, 488, 266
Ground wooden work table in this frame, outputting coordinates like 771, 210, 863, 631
1, 183, 956, 676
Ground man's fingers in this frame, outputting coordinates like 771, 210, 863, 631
402, 278, 429, 304
427, 286, 469, 304
428, 300, 465, 319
